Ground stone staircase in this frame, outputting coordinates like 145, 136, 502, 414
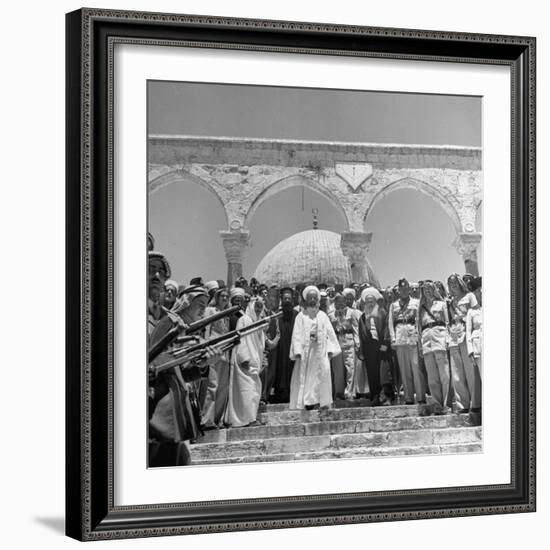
189, 401, 482, 465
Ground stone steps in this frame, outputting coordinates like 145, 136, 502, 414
190, 426, 482, 462
197, 413, 472, 444
259, 398, 373, 412
190, 401, 481, 466
257, 404, 421, 426
191, 442, 482, 465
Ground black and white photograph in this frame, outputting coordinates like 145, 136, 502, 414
147, 81, 483, 468
59, 3, 537, 542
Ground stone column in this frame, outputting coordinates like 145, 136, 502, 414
340, 231, 373, 284
220, 230, 250, 287
453, 232, 482, 276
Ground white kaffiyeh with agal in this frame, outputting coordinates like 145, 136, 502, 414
224, 312, 264, 427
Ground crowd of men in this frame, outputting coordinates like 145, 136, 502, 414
147, 233, 483, 467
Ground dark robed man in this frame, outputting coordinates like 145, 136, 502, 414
273, 287, 298, 403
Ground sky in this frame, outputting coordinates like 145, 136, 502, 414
148, 81, 481, 287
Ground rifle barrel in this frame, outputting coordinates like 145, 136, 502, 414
186, 305, 241, 334
151, 311, 282, 375
147, 305, 241, 362
173, 311, 281, 357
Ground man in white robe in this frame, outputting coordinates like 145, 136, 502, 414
224, 288, 265, 427
289, 285, 341, 410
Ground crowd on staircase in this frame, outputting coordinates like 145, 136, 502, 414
147, 232, 483, 467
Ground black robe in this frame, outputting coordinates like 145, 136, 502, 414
357, 308, 387, 400
274, 308, 298, 398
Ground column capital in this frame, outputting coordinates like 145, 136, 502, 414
453, 232, 482, 262
220, 230, 250, 264
340, 231, 374, 284
340, 231, 373, 260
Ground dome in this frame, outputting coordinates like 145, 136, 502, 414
253, 229, 378, 287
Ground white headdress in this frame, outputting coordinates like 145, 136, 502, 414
302, 285, 320, 301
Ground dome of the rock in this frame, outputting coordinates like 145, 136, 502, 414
253, 229, 379, 287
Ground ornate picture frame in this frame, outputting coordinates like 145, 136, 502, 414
65, 8, 536, 541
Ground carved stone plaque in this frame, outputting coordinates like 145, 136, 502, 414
335, 162, 373, 191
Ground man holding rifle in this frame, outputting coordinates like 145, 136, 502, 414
148, 251, 224, 467
148, 250, 193, 466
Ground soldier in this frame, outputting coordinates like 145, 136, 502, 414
417, 281, 451, 413
388, 278, 426, 405
147, 251, 197, 467
148, 254, 218, 466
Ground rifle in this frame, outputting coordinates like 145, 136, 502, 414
150, 311, 282, 377
148, 305, 241, 363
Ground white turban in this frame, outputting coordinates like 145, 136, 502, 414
230, 287, 245, 299
342, 288, 356, 299
302, 285, 320, 301
361, 287, 383, 302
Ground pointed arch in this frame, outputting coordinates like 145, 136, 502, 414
148, 168, 229, 228
364, 177, 462, 233
244, 174, 350, 230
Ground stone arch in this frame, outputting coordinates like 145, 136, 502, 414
364, 177, 462, 234
148, 168, 229, 228
244, 174, 351, 230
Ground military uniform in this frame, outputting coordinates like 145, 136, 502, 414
388, 295, 426, 404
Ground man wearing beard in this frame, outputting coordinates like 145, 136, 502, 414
357, 287, 388, 405
289, 286, 341, 410
272, 287, 298, 403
